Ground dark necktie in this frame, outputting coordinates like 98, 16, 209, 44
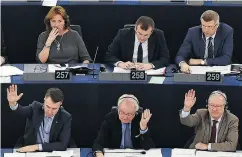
137, 43, 143, 63
209, 120, 218, 143
207, 37, 214, 58
123, 123, 133, 149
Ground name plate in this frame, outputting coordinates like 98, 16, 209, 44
205, 72, 222, 82
130, 70, 146, 80
174, 73, 223, 83
99, 72, 147, 81
24, 72, 72, 81
55, 70, 71, 80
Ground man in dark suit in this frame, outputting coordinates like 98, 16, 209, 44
180, 89, 238, 151
106, 16, 170, 70
93, 94, 155, 157
7, 84, 72, 152
1, 27, 8, 65
175, 10, 233, 73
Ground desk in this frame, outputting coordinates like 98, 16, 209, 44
8, 64, 242, 86
1, 148, 171, 157
1, 64, 242, 149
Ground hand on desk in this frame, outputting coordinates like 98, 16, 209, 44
140, 109, 152, 130
17, 144, 39, 153
188, 59, 203, 65
118, 61, 135, 70
83, 60, 90, 64
7, 84, 23, 107
180, 62, 190, 74
134, 63, 153, 70
195, 142, 208, 150
96, 152, 104, 157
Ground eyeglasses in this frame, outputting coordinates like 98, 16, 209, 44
118, 110, 136, 117
208, 104, 224, 109
201, 24, 218, 29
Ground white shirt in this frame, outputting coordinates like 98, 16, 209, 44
132, 34, 148, 63
204, 33, 216, 59
180, 109, 222, 150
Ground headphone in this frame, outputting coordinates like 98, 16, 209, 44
117, 94, 140, 112
206, 90, 228, 109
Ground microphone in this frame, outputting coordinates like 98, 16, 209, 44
91, 46, 99, 79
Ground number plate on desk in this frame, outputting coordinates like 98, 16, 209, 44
130, 70, 146, 80
55, 70, 71, 80
206, 72, 222, 82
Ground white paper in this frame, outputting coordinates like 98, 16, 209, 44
4, 153, 25, 157
149, 76, 165, 84
113, 67, 165, 75
171, 148, 196, 156
0, 65, 24, 76
196, 151, 236, 157
189, 65, 231, 75
0, 76, 11, 83
52, 150, 74, 156
48, 64, 67, 73
42, 0, 58, 6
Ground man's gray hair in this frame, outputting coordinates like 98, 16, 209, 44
117, 94, 139, 111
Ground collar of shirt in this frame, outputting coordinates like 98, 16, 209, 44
44, 114, 55, 121
121, 122, 131, 131
210, 114, 223, 125
205, 32, 216, 41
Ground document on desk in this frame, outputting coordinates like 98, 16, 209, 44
48, 64, 67, 73
196, 151, 236, 157
104, 148, 162, 157
0, 76, 11, 83
149, 76, 165, 84
171, 148, 196, 157
189, 65, 231, 74
4, 153, 25, 157
113, 67, 166, 75
26, 150, 74, 157
0, 65, 24, 76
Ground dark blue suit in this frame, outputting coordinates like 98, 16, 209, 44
175, 23, 233, 66
13, 101, 72, 152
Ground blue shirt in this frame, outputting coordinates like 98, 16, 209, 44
120, 123, 148, 148
10, 104, 54, 151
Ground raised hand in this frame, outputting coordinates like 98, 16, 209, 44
184, 89, 196, 112
45, 28, 59, 46
7, 84, 23, 106
140, 109, 152, 130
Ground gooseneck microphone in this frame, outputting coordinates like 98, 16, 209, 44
91, 46, 99, 79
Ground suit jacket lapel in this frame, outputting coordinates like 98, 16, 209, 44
127, 29, 136, 61
148, 34, 155, 61
204, 113, 211, 143
36, 108, 45, 132
217, 114, 227, 143
214, 26, 222, 57
49, 110, 61, 142
199, 31, 206, 59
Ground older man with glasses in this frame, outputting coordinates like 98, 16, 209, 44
105, 16, 170, 70
93, 94, 155, 157
175, 10, 234, 73
179, 89, 239, 152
